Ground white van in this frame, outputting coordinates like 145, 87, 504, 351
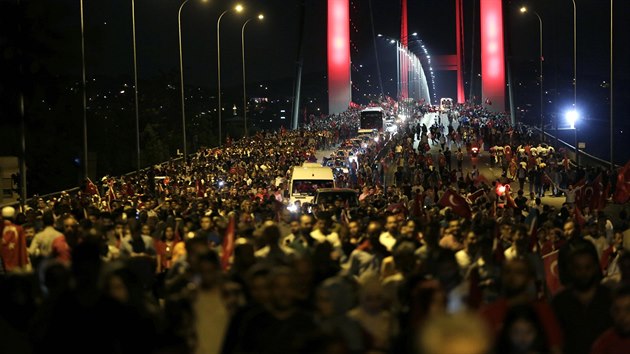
287, 165, 335, 212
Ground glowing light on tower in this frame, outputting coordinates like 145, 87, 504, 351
327, 0, 351, 114
455, 0, 465, 103
480, 0, 506, 112
400, 0, 409, 99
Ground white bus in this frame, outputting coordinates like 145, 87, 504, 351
360, 107, 385, 132
440, 98, 453, 112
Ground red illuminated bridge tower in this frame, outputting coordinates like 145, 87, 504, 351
327, 0, 506, 113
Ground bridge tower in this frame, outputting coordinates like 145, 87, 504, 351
327, 0, 351, 114
479, 0, 505, 112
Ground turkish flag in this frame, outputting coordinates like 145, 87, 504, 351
587, 174, 605, 211
543, 250, 562, 295
438, 189, 472, 219
221, 215, 236, 271
574, 206, 586, 228
123, 182, 135, 198
84, 178, 100, 197
467, 188, 486, 204
613, 160, 630, 204
195, 179, 205, 198
573, 178, 587, 210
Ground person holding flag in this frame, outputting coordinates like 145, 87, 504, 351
438, 188, 472, 220
1, 206, 29, 273
614, 160, 630, 204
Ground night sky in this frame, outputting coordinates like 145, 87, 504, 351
1, 0, 628, 195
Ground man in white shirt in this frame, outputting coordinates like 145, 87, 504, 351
29, 211, 63, 258
379, 215, 400, 252
455, 231, 479, 273
310, 218, 340, 248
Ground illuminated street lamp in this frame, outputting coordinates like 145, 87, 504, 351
131, 0, 141, 173
217, 4, 244, 146
566, 109, 578, 129
177, 0, 208, 161
565, 109, 580, 166
520, 6, 544, 141
80, 0, 88, 178
241, 13, 264, 137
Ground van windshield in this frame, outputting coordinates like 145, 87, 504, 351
292, 180, 334, 196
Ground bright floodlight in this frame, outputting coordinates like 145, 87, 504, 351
377, 33, 383, 37
390, 39, 396, 44
258, 14, 264, 20
565, 109, 579, 128
412, 32, 418, 36
235, 4, 244, 12
520, 6, 527, 13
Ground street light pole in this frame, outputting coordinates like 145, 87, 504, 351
216, 9, 228, 147
177, 0, 191, 162
241, 14, 263, 138
241, 18, 252, 138
566, 110, 579, 167
131, 0, 140, 174
217, 5, 244, 146
535, 11, 543, 142
520, 7, 544, 142
80, 0, 88, 179
610, 0, 614, 169
571, 0, 577, 109
575, 124, 579, 167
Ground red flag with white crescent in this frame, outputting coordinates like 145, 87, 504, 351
85, 178, 100, 197
438, 189, 472, 219
543, 250, 562, 295
195, 179, 205, 198
613, 160, 630, 204
221, 215, 236, 271
588, 174, 604, 211
123, 182, 134, 198
573, 178, 587, 210
467, 188, 486, 204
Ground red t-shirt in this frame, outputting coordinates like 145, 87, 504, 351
590, 328, 630, 354
52, 235, 71, 264
480, 298, 563, 350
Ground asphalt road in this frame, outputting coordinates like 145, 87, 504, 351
314, 112, 624, 220
409, 112, 568, 209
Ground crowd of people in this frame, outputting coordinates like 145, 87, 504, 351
1, 101, 630, 354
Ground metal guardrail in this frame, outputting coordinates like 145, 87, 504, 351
0, 156, 186, 210
3, 122, 618, 212
532, 127, 619, 170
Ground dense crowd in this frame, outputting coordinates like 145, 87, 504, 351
1, 102, 630, 354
